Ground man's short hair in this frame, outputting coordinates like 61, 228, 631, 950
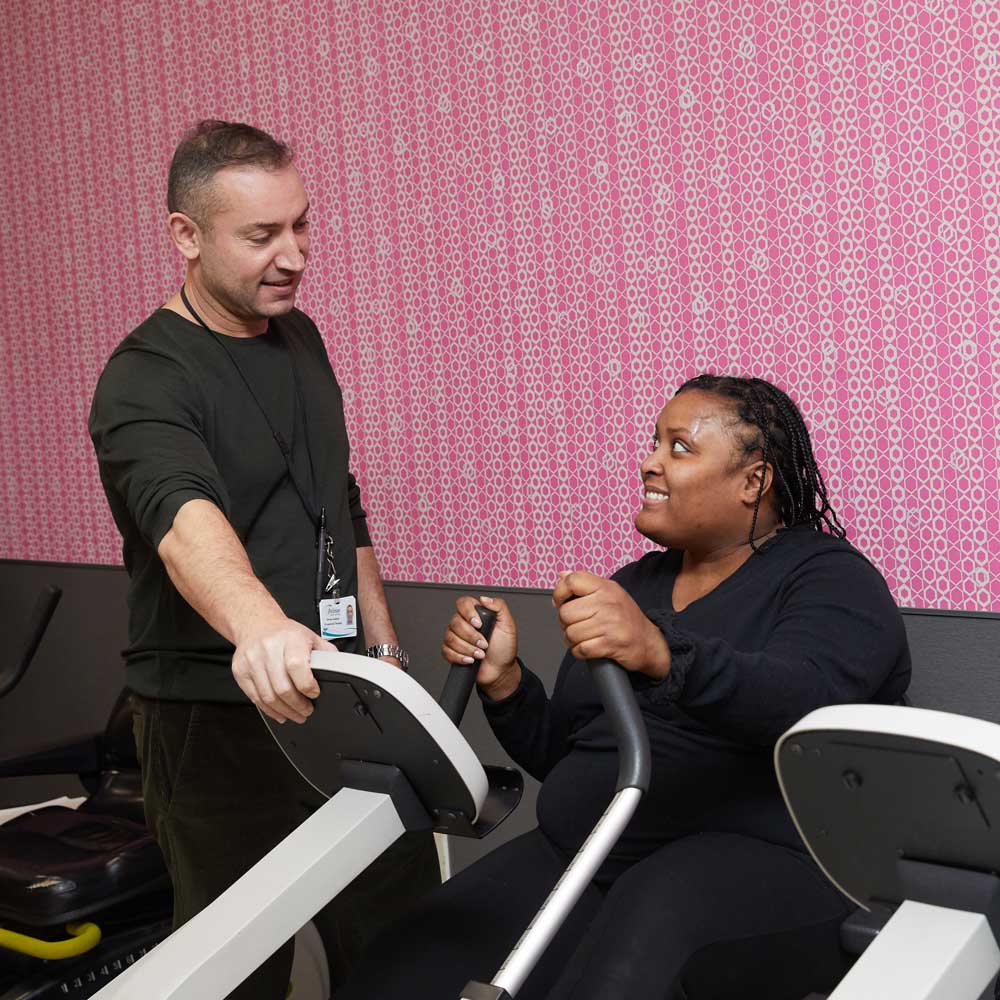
167, 120, 293, 226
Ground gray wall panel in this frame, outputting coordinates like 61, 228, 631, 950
0, 561, 129, 808
2, 559, 999, 874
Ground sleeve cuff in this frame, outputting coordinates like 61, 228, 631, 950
477, 659, 536, 715
639, 609, 697, 705
147, 487, 223, 549
352, 515, 372, 548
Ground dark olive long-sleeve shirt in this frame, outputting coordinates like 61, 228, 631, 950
89, 308, 370, 701
481, 526, 911, 875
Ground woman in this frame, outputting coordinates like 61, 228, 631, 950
335, 375, 910, 1000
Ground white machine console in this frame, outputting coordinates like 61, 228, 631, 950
776, 704, 1000, 1000
267, 652, 510, 837
89, 647, 521, 1000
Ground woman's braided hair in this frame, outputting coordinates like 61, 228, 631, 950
675, 374, 846, 551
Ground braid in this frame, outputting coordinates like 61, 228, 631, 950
741, 385, 772, 552
766, 388, 845, 537
675, 373, 846, 548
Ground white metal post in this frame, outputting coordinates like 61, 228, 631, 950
91, 788, 405, 1000
829, 900, 1000, 1000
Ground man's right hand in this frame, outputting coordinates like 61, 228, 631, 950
157, 500, 336, 723
232, 616, 335, 724
442, 595, 521, 700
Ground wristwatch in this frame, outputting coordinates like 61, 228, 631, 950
366, 643, 410, 671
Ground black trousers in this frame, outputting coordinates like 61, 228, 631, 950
132, 695, 441, 1000
334, 827, 852, 1000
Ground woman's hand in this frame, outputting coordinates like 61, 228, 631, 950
552, 571, 671, 680
441, 595, 521, 700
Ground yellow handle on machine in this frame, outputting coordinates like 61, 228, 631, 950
0, 921, 102, 959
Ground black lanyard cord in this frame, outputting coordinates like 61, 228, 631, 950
179, 285, 321, 526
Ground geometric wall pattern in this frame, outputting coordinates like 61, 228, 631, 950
1, 0, 997, 611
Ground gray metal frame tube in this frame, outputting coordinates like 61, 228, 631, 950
490, 787, 642, 997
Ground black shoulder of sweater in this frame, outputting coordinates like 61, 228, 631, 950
614, 525, 879, 588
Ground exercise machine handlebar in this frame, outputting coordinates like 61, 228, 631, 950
437, 604, 498, 727
461, 652, 651, 998
439, 605, 650, 794
589, 659, 651, 794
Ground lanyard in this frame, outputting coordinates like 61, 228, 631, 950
178, 286, 340, 604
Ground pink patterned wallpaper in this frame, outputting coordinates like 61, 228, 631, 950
1, 0, 997, 611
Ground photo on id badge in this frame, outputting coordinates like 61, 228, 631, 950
320, 596, 358, 640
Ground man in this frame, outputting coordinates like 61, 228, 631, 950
89, 120, 438, 998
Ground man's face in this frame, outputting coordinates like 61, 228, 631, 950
195, 164, 310, 322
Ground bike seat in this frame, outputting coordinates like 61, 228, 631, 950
0, 804, 168, 927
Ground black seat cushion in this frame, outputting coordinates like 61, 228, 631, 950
0, 806, 166, 926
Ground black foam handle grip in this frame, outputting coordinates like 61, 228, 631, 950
589, 659, 651, 794
439, 604, 498, 727
0, 585, 62, 699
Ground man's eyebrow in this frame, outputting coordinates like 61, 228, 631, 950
236, 205, 310, 235
237, 221, 279, 235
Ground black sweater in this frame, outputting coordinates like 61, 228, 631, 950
482, 526, 910, 876
89, 308, 370, 702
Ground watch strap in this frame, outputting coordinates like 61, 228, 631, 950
366, 643, 410, 671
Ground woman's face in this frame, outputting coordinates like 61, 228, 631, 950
634, 390, 768, 552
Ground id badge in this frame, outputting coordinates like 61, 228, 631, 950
319, 596, 358, 640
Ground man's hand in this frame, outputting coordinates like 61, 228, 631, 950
552, 571, 671, 680
157, 500, 337, 721
232, 615, 336, 724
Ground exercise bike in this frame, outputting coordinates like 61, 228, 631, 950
11, 582, 1000, 999
778, 704, 1000, 1000
83, 605, 651, 999
0, 588, 329, 1000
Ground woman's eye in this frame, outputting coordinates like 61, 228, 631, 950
671, 439, 689, 453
